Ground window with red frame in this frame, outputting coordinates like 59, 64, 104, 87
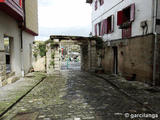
107, 15, 114, 33
117, 4, 135, 38
98, 22, 101, 36
117, 4, 135, 26
101, 15, 114, 35
95, 0, 98, 10
99, 0, 104, 5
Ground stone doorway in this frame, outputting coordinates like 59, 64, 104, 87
46, 35, 98, 74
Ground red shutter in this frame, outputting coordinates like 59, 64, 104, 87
19, 0, 22, 7
102, 20, 105, 35
111, 15, 114, 32
99, 0, 104, 5
117, 10, 123, 25
104, 19, 108, 34
95, 0, 97, 10
100, 22, 103, 36
101, 0, 104, 5
95, 24, 97, 36
130, 3, 135, 22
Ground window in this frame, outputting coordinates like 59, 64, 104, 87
117, 4, 135, 26
95, 15, 114, 36
98, 22, 101, 36
95, 0, 98, 10
102, 15, 114, 35
117, 4, 135, 38
95, 24, 97, 36
107, 15, 114, 33
99, 0, 104, 5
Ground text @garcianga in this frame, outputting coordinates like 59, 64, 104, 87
124, 113, 158, 119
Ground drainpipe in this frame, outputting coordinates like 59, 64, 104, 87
20, 0, 26, 77
20, 29, 24, 77
152, 0, 158, 86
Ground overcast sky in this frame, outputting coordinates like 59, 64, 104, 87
36, 0, 92, 41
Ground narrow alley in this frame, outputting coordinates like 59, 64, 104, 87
0, 0, 160, 120
1, 69, 159, 120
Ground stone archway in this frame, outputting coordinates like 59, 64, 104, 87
46, 35, 98, 74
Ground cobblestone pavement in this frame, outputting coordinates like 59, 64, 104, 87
1, 70, 158, 120
96, 74, 160, 114
0, 72, 46, 117
61, 62, 81, 70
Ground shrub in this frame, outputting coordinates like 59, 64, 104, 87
39, 43, 47, 57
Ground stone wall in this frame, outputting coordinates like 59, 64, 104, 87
32, 56, 46, 72
46, 43, 61, 74
102, 34, 155, 84
80, 40, 97, 72
0, 51, 6, 87
155, 35, 160, 85
81, 45, 89, 71
89, 40, 97, 71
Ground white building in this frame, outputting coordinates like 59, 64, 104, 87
87, 0, 160, 85
0, 0, 38, 86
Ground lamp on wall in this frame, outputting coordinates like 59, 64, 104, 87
89, 32, 92, 37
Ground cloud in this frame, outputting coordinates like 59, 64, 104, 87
36, 25, 91, 41
37, 0, 92, 40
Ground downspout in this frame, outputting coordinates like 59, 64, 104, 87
21, 0, 26, 77
20, 28, 24, 77
152, 0, 158, 86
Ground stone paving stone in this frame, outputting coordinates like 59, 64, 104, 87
96, 73, 160, 114
0, 72, 46, 117
1, 71, 159, 120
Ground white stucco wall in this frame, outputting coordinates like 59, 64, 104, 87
0, 11, 34, 76
91, 0, 154, 41
22, 32, 34, 74
0, 11, 22, 76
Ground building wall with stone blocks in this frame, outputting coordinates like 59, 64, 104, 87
155, 35, 160, 85
90, 40, 98, 71
46, 43, 61, 74
0, 52, 6, 86
102, 34, 155, 84
81, 45, 89, 71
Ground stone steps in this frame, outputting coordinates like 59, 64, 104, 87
6, 72, 19, 84
7, 76, 19, 84
6, 72, 15, 79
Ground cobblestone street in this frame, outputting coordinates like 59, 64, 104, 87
1, 70, 158, 120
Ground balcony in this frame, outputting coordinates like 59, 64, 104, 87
0, 0, 24, 21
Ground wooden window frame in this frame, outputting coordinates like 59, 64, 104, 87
117, 3, 135, 26
99, 0, 104, 6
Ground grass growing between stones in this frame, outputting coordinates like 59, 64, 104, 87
0, 72, 47, 116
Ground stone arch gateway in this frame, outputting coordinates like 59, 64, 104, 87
46, 35, 98, 74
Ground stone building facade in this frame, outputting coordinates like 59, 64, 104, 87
0, 0, 38, 86
87, 0, 160, 85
